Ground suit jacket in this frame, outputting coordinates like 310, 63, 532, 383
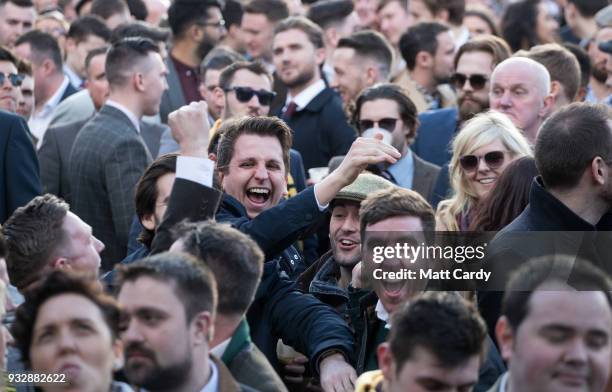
275, 87, 356, 172
222, 319, 288, 392
69, 105, 153, 270
159, 55, 186, 124
39, 115, 166, 205
412, 154, 441, 204
48, 89, 96, 128
0, 110, 42, 222
412, 107, 458, 167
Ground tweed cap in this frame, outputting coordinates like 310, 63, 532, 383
334, 172, 394, 203
596, 5, 612, 28
599, 40, 612, 54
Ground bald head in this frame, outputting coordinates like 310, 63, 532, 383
489, 57, 553, 143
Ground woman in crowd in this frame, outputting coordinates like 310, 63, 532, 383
436, 111, 532, 231
469, 156, 539, 231
464, 6, 500, 37
11, 271, 130, 392
501, 0, 559, 52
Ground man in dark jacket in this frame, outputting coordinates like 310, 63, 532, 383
0, 110, 41, 223
164, 101, 400, 392
482, 103, 612, 332
272, 17, 356, 173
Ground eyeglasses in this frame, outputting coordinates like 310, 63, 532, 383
200, 19, 226, 29
225, 86, 276, 106
450, 73, 488, 91
459, 151, 506, 172
357, 118, 398, 133
0, 72, 23, 87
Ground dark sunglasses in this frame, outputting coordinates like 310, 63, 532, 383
450, 73, 488, 91
459, 151, 506, 172
358, 118, 398, 133
225, 86, 276, 106
0, 72, 23, 87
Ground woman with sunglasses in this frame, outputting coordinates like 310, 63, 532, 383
436, 111, 532, 231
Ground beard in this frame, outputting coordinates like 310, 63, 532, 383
458, 93, 489, 122
124, 342, 193, 391
281, 65, 316, 89
197, 39, 215, 61
592, 65, 608, 84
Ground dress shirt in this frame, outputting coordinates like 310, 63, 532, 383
387, 149, 414, 189
283, 79, 326, 112
29, 76, 70, 148
63, 64, 83, 88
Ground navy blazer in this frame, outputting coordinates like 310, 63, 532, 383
412, 107, 458, 167
276, 87, 356, 173
0, 111, 42, 222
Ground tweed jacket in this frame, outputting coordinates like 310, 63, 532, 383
69, 105, 152, 270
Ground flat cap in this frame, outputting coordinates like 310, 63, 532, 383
335, 172, 394, 203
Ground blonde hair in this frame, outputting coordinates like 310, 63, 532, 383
436, 111, 532, 231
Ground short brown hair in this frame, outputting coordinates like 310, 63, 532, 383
274, 16, 324, 49
520, 43, 581, 103
416, 0, 466, 26
218, 60, 271, 90
2, 195, 69, 291
12, 270, 121, 367
454, 35, 512, 70
360, 187, 435, 239
244, 0, 289, 23
215, 116, 292, 175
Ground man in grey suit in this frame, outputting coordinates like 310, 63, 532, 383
70, 37, 168, 271
351, 83, 440, 204
39, 47, 166, 205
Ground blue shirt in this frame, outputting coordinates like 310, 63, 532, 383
387, 150, 414, 189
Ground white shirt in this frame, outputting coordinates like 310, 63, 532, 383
105, 100, 141, 133
200, 361, 219, 392
499, 372, 508, 392
284, 79, 326, 112
63, 64, 82, 89
375, 300, 391, 329
28, 76, 71, 149
210, 338, 232, 358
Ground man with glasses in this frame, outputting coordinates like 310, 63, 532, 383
0, 46, 23, 113
452, 35, 511, 125
160, 0, 226, 123
352, 83, 440, 203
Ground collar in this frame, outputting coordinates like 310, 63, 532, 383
38, 76, 70, 116
200, 360, 219, 392
499, 372, 508, 392
374, 300, 391, 329
387, 149, 414, 186
210, 338, 231, 359
63, 65, 82, 88
106, 99, 141, 133
529, 176, 599, 230
219, 318, 251, 365
285, 79, 326, 111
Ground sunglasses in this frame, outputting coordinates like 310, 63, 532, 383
225, 86, 276, 106
450, 73, 488, 91
358, 118, 398, 133
459, 151, 506, 172
0, 72, 23, 87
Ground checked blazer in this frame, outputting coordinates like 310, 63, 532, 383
69, 105, 152, 271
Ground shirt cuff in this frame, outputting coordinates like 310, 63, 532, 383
313, 183, 329, 211
176, 156, 214, 187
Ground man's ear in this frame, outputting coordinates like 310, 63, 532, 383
365, 65, 378, 85
539, 93, 555, 118
112, 338, 125, 371
134, 72, 146, 93
415, 51, 432, 69
315, 47, 326, 67
191, 311, 214, 345
141, 214, 156, 231
377, 342, 394, 380
50, 257, 70, 269
325, 27, 340, 48
434, 8, 449, 23
495, 316, 515, 362
591, 156, 608, 186
65, 37, 76, 53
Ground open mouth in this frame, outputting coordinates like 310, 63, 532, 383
477, 178, 495, 184
338, 238, 359, 251
246, 187, 271, 205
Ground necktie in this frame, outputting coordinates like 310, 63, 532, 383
283, 101, 297, 121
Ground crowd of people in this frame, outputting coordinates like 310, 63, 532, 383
0, 0, 611, 391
